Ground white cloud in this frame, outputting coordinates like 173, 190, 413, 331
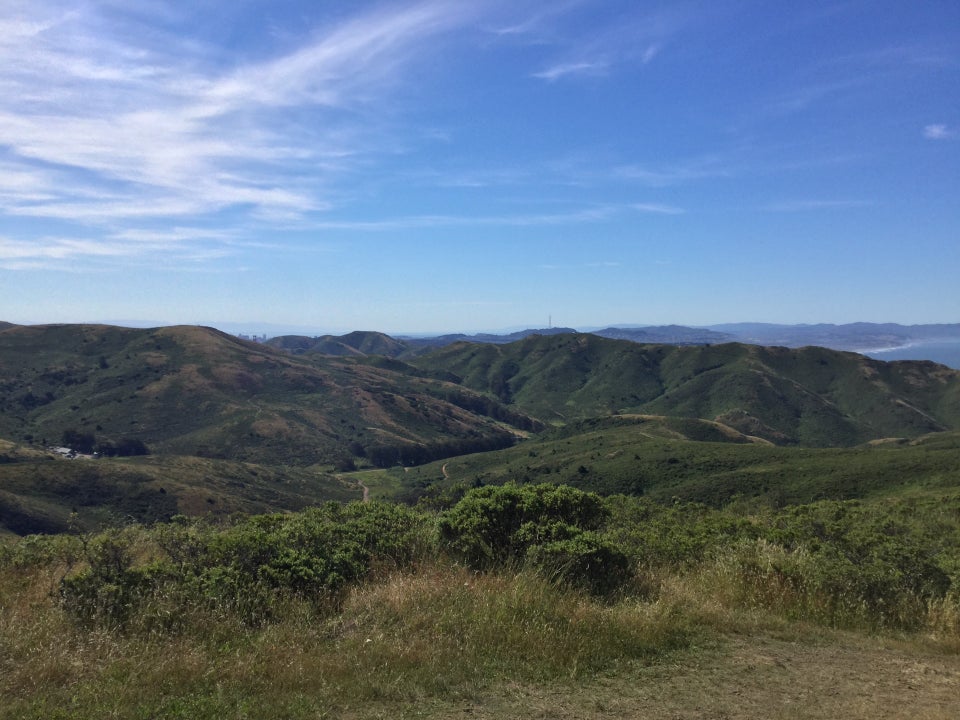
310, 206, 616, 231
0, 226, 246, 270
641, 44, 661, 64
532, 61, 607, 81
613, 157, 730, 187
766, 80, 862, 115
924, 124, 954, 140
525, 5, 688, 83
632, 203, 685, 215
0, 1, 481, 239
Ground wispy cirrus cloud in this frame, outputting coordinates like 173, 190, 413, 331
612, 156, 731, 187
764, 79, 864, 116
0, 0, 485, 263
924, 124, 954, 140
525, 5, 686, 82
491, 0, 585, 39
0, 225, 249, 270
309, 206, 617, 232
632, 202, 685, 215
531, 61, 608, 81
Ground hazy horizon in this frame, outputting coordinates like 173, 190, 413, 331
6, 317, 960, 340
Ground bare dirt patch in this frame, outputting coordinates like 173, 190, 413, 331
347, 632, 960, 720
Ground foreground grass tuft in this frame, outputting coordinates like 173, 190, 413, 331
0, 562, 694, 720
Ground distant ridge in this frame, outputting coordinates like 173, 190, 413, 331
266, 327, 579, 358
264, 322, 960, 361
264, 326, 729, 359
593, 325, 732, 345
9, 319, 960, 361
6, 323, 960, 456
0, 323, 540, 467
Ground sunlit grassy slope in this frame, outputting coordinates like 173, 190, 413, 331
0, 449, 359, 534
0, 323, 535, 467
396, 417, 960, 508
410, 333, 960, 446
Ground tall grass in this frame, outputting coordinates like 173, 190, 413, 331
3, 488, 960, 718
0, 558, 694, 720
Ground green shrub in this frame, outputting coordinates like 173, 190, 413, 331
438, 483, 608, 566
605, 496, 760, 569
526, 531, 631, 596
438, 483, 630, 595
1, 533, 83, 569
760, 501, 952, 628
59, 529, 159, 628
59, 502, 432, 629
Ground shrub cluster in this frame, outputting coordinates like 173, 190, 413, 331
757, 500, 953, 628
606, 495, 958, 630
438, 483, 631, 596
59, 502, 430, 628
33, 485, 960, 635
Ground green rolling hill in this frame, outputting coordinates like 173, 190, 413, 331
394, 417, 960, 509
0, 442, 358, 536
0, 323, 537, 467
410, 333, 960, 446
3, 323, 960, 534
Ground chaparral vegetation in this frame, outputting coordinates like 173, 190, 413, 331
2, 323, 960, 718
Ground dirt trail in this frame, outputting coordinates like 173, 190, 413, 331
336, 474, 370, 502
349, 633, 960, 720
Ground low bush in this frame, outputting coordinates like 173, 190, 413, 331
58, 502, 432, 629
438, 483, 631, 595
605, 496, 760, 568
760, 500, 952, 628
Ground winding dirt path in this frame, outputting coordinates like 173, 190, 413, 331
335, 473, 370, 502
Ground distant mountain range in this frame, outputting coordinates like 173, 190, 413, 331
409, 332, 960, 447
264, 322, 960, 360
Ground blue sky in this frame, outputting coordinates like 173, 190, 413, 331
1, 1, 957, 334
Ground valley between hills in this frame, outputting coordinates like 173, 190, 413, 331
2, 321, 960, 719
1, 322, 959, 531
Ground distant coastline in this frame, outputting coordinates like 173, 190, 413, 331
856, 341, 919, 354
862, 339, 960, 370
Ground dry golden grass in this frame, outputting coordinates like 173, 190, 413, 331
2, 549, 958, 719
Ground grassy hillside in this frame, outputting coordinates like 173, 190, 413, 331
267, 330, 409, 357
394, 418, 960, 508
411, 333, 960, 445
0, 446, 358, 535
0, 324, 537, 467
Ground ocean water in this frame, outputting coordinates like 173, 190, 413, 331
865, 340, 960, 370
